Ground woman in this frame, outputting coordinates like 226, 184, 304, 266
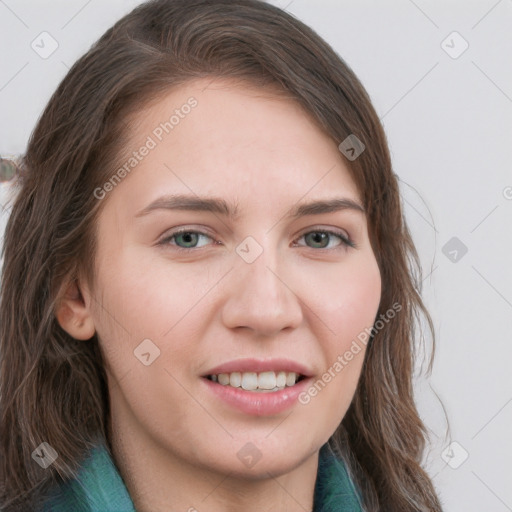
0, 0, 443, 510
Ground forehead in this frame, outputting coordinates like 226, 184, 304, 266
102, 77, 361, 217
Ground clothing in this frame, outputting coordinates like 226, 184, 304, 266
40, 440, 363, 511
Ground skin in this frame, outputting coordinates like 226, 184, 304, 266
57, 77, 382, 512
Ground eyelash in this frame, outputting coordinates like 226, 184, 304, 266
158, 227, 357, 252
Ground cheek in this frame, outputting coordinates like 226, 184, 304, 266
95, 250, 212, 337
90, 247, 228, 390
337, 266, 382, 342
298, 261, 380, 433
300, 253, 380, 406
91, 255, 206, 434
304, 252, 381, 348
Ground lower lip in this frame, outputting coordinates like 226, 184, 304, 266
201, 377, 312, 416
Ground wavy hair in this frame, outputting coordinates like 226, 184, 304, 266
0, 1, 443, 510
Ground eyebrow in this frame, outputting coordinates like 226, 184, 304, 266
134, 194, 365, 220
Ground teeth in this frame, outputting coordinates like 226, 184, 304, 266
286, 372, 296, 387
210, 371, 301, 391
241, 372, 258, 390
230, 372, 241, 387
218, 373, 230, 385
258, 371, 276, 390
276, 371, 287, 388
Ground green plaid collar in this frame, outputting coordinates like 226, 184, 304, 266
41, 440, 362, 512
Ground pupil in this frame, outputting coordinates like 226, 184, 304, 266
308, 232, 327, 248
179, 232, 197, 247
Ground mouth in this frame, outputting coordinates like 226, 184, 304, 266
204, 371, 308, 393
201, 359, 314, 415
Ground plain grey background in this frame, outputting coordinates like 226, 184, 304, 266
1, 1, 511, 511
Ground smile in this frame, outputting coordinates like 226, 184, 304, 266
206, 371, 305, 392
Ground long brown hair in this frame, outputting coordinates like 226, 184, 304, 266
0, 1, 443, 510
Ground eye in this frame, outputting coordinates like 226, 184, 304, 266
293, 229, 356, 250
158, 227, 356, 252
158, 229, 216, 250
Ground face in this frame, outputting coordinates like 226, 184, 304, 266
83, 78, 381, 478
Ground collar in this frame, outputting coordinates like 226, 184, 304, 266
41, 440, 362, 511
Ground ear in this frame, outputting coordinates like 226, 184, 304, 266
55, 278, 96, 340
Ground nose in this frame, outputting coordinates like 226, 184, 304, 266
221, 246, 303, 336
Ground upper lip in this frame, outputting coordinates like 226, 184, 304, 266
203, 358, 314, 378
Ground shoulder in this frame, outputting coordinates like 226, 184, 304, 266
38, 441, 136, 512
314, 443, 364, 512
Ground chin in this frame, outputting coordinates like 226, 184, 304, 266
199, 436, 319, 479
